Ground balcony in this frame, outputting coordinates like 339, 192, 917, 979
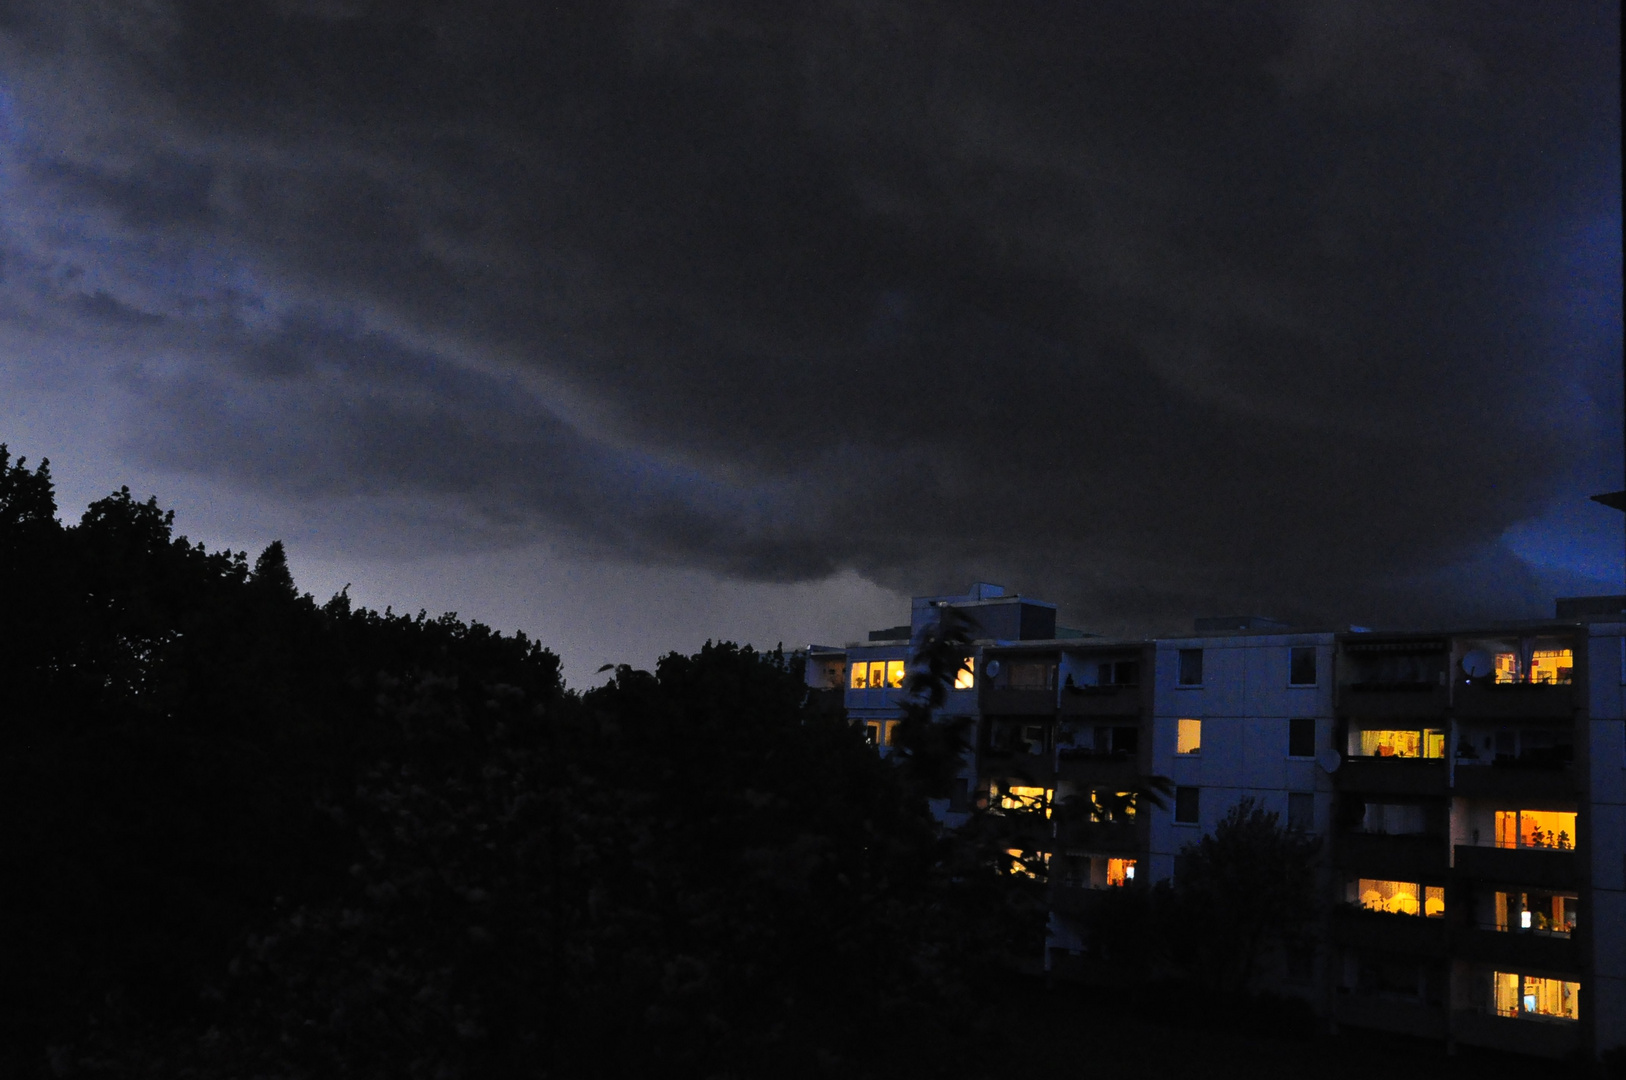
1058, 683, 1144, 718
978, 749, 1054, 786
1455, 927, 1580, 972
1453, 682, 1575, 721
1337, 683, 1448, 719
1451, 1011, 1580, 1059
1334, 757, 1447, 797
1056, 820, 1140, 855
1452, 763, 1578, 801
980, 687, 1057, 716
1055, 754, 1139, 789
1453, 845, 1578, 890
1333, 995, 1446, 1041
1335, 833, 1449, 880
1329, 908, 1447, 957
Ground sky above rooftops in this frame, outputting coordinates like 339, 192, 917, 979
0, 1, 1619, 684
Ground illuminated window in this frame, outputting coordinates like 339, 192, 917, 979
1494, 890, 1578, 935
1358, 729, 1446, 759
1493, 972, 1579, 1021
1106, 858, 1136, 887
882, 720, 900, 746
1529, 649, 1573, 685
998, 785, 1052, 817
953, 657, 975, 690
1177, 718, 1202, 755
1355, 879, 1443, 917
1005, 847, 1048, 879
1289, 646, 1317, 685
851, 664, 867, 689
1493, 652, 1519, 684
1493, 810, 1576, 850
862, 721, 881, 745
1178, 648, 1203, 686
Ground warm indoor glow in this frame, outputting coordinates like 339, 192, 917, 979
851, 659, 906, 690
1176, 718, 1202, 755
1494, 972, 1579, 1020
1494, 891, 1577, 935
1106, 858, 1135, 887
1358, 729, 1445, 759
1494, 809, 1576, 850
999, 785, 1052, 817
953, 657, 975, 690
1529, 649, 1573, 684
1356, 878, 1442, 917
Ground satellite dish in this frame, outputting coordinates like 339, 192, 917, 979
1317, 749, 1341, 774
985, 659, 1001, 678
1461, 649, 1494, 679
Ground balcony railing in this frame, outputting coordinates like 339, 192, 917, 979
1333, 757, 1447, 796
1453, 845, 1577, 889
1453, 682, 1575, 720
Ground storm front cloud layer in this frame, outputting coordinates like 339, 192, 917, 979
0, 1, 1620, 642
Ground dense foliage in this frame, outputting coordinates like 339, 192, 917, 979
0, 447, 1043, 1079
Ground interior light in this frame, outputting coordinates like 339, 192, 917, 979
1125, 865, 1135, 879
1521, 910, 1532, 929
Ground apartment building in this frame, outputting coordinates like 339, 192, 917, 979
803, 587, 1625, 1061
1327, 606, 1625, 1059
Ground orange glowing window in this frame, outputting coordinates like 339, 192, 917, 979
1494, 810, 1576, 850
885, 660, 905, 688
1177, 718, 1202, 755
1530, 649, 1573, 685
999, 785, 1052, 818
1359, 729, 1445, 759
850, 664, 867, 689
1494, 972, 1579, 1020
1005, 847, 1048, 879
953, 657, 975, 690
1106, 858, 1136, 887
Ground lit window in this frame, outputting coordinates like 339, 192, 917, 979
863, 722, 881, 745
882, 720, 900, 746
1494, 652, 1519, 683
1177, 718, 1202, 755
1493, 810, 1576, 850
1289, 646, 1317, 685
1529, 649, 1573, 685
953, 657, 975, 690
1493, 972, 1579, 1021
999, 785, 1052, 817
851, 664, 867, 689
1106, 858, 1136, 887
1358, 729, 1446, 759
1493, 890, 1577, 935
1005, 847, 1048, 879
885, 659, 905, 689
1355, 879, 1442, 917
1178, 648, 1203, 686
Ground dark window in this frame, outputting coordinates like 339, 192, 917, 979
1174, 786, 1200, 824
1178, 649, 1203, 686
1289, 717, 1316, 758
1288, 792, 1314, 832
1112, 725, 1139, 755
1290, 646, 1318, 685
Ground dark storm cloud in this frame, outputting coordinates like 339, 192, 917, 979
0, 0, 1618, 627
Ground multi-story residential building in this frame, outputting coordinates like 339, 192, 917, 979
1327, 603, 1625, 1060
802, 587, 1625, 1061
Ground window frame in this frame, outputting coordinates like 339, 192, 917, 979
1177, 648, 1204, 687
1287, 717, 1316, 759
1173, 785, 1200, 825
1288, 645, 1318, 687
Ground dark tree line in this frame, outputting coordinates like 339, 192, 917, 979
0, 447, 1046, 1079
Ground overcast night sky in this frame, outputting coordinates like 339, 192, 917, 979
0, 2, 1620, 685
